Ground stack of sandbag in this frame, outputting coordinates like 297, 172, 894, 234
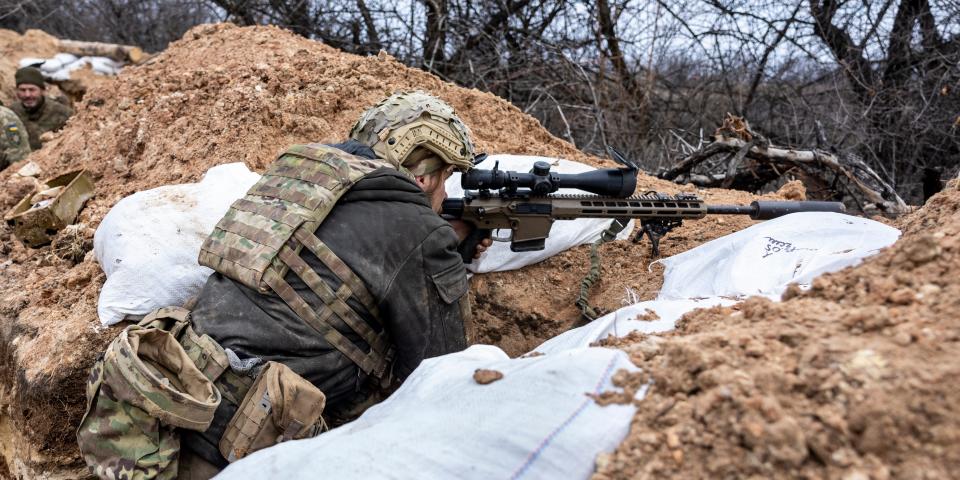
19, 53, 122, 81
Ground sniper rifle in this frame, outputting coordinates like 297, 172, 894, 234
442, 153, 845, 263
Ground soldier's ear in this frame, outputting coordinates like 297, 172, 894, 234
414, 171, 445, 193
413, 173, 429, 190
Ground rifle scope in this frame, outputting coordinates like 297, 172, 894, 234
461, 161, 637, 198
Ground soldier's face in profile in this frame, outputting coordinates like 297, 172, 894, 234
16, 84, 43, 108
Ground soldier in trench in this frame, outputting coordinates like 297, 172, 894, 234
78, 91, 492, 479
10, 67, 73, 150
0, 104, 30, 169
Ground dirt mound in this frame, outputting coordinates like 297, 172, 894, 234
0, 29, 60, 105
594, 180, 959, 479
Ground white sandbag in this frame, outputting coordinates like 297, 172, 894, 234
37, 58, 65, 73
658, 212, 900, 300
217, 345, 640, 480
23, 55, 121, 81
94, 163, 260, 325
535, 297, 738, 355
52, 52, 79, 66
88, 56, 122, 76
447, 154, 633, 273
46, 57, 91, 81
18, 58, 46, 69
36, 54, 78, 76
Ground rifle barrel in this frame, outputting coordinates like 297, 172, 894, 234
708, 201, 845, 220
705, 205, 754, 215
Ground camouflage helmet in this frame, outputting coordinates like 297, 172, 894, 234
349, 91, 476, 172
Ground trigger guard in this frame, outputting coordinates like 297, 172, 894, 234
491, 229, 513, 242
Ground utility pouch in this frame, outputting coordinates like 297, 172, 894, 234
138, 306, 230, 383
219, 361, 327, 462
77, 325, 222, 479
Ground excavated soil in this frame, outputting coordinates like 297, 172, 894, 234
0, 21, 933, 479
592, 180, 960, 480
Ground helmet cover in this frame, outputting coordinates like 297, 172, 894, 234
349, 91, 476, 173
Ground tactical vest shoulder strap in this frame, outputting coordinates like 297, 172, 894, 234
199, 144, 394, 381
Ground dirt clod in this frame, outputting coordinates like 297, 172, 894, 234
473, 369, 504, 385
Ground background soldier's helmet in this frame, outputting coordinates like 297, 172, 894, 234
349, 91, 476, 172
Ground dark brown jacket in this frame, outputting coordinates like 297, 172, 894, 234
185, 142, 468, 466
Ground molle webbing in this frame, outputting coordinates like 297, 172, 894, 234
198, 144, 393, 379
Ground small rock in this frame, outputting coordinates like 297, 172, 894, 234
776, 180, 807, 201
844, 349, 888, 381
594, 452, 613, 471
887, 288, 915, 305
626, 336, 664, 361
15, 162, 42, 178
473, 369, 504, 385
843, 306, 891, 331
893, 331, 913, 346
665, 429, 681, 449
917, 283, 942, 302
637, 432, 659, 445
671, 449, 684, 464
744, 340, 766, 358
740, 416, 765, 448
901, 235, 941, 264
635, 308, 660, 321
830, 448, 854, 467
766, 416, 808, 467
781, 283, 804, 300
842, 470, 869, 480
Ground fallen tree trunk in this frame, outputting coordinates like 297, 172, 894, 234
661, 134, 910, 214
57, 39, 146, 64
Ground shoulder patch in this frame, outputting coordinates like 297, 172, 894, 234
5, 123, 21, 144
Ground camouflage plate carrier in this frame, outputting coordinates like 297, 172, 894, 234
198, 143, 398, 380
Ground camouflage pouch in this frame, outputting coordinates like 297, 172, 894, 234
219, 361, 326, 462
77, 326, 222, 479
137, 306, 230, 384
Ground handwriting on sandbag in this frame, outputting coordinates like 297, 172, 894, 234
762, 237, 815, 258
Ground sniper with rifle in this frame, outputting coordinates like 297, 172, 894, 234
441, 150, 845, 320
